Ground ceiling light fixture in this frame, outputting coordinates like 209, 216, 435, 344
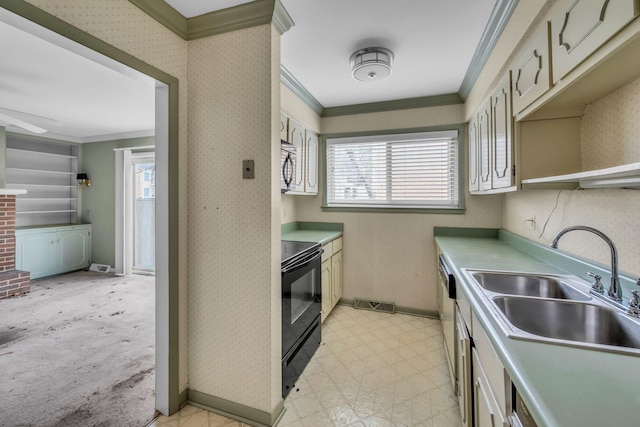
350, 47, 394, 82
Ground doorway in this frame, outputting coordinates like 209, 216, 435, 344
0, 2, 179, 422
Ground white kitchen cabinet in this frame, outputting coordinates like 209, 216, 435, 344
331, 249, 342, 307
320, 236, 343, 322
511, 21, 552, 114
490, 72, 514, 189
440, 254, 508, 427
456, 306, 472, 427
477, 100, 492, 191
287, 117, 305, 192
468, 114, 480, 193
283, 115, 319, 195
15, 224, 92, 280
280, 112, 289, 141
550, 0, 640, 83
472, 311, 507, 416
472, 348, 508, 427
304, 131, 319, 194
470, 72, 516, 194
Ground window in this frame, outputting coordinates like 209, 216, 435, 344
326, 130, 460, 210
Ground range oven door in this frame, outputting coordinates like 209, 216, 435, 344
282, 248, 322, 355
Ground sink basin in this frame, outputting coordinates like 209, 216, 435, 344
493, 296, 640, 353
469, 271, 591, 301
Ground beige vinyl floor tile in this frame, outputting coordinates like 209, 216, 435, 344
152, 306, 462, 427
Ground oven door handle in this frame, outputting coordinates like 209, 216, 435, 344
281, 248, 323, 274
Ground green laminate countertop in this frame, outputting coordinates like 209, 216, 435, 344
281, 222, 343, 245
435, 232, 640, 427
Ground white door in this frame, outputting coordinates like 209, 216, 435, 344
132, 154, 156, 273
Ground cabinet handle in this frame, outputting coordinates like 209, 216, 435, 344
476, 378, 496, 426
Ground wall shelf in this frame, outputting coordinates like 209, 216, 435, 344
521, 162, 640, 189
6, 148, 77, 159
6, 167, 75, 176
17, 210, 78, 215
5, 134, 78, 227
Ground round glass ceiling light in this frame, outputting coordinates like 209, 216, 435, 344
350, 47, 394, 82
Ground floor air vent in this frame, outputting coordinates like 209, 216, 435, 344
353, 298, 395, 314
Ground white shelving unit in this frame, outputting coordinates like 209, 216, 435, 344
521, 162, 640, 189
5, 135, 79, 227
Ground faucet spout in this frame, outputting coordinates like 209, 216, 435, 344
551, 226, 622, 302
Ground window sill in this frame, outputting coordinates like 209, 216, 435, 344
321, 205, 466, 214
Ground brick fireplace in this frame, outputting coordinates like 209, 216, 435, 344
0, 190, 30, 300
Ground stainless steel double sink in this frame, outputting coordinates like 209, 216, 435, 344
463, 270, 640, 355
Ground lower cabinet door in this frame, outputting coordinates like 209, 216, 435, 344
456, 307, 472, 427
321, 258, 332, 323
16, 232, 56, 279
472, 349, 507, 427
57, 228, 90, 271
331, 251, 343, 308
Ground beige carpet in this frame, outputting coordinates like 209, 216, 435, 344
0, 270, 156, 427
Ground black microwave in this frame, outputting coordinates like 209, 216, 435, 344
281, 141, 296, 193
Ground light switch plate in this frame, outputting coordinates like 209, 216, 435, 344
243, 160, 254, 179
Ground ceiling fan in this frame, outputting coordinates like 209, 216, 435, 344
0, 107, 59, 134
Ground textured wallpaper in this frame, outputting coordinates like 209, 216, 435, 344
25, 0, 191, 393
186, 24, 280, 412
581, 77, 640, 170
504, 189, 640, 281
504, 75, 640, 283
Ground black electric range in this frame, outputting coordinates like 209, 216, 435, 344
281, 240, 321, 270
280, 239, 323, 398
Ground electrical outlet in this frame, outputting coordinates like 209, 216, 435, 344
524, 217, 536, 230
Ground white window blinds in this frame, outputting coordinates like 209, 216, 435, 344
326, 130, 459, 209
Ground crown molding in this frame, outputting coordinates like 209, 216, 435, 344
280, 66, 462, 117
272, 0, 295, 35
128, 0, 293, 40
188, 0, 276, 39
127, 0, 506, 114
321, 93, 463, 117
459, 0, 520, 100
280, 65, 324, 116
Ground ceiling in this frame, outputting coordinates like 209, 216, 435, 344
0, 9, 156, 143
0, 0, 496, 141
166, 0, 497, 108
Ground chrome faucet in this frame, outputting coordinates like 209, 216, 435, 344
551, 226, 622, 302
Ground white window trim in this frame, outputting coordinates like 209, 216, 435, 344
324, 128, 465, 212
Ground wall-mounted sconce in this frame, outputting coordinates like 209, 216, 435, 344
76, 173, 91, 187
